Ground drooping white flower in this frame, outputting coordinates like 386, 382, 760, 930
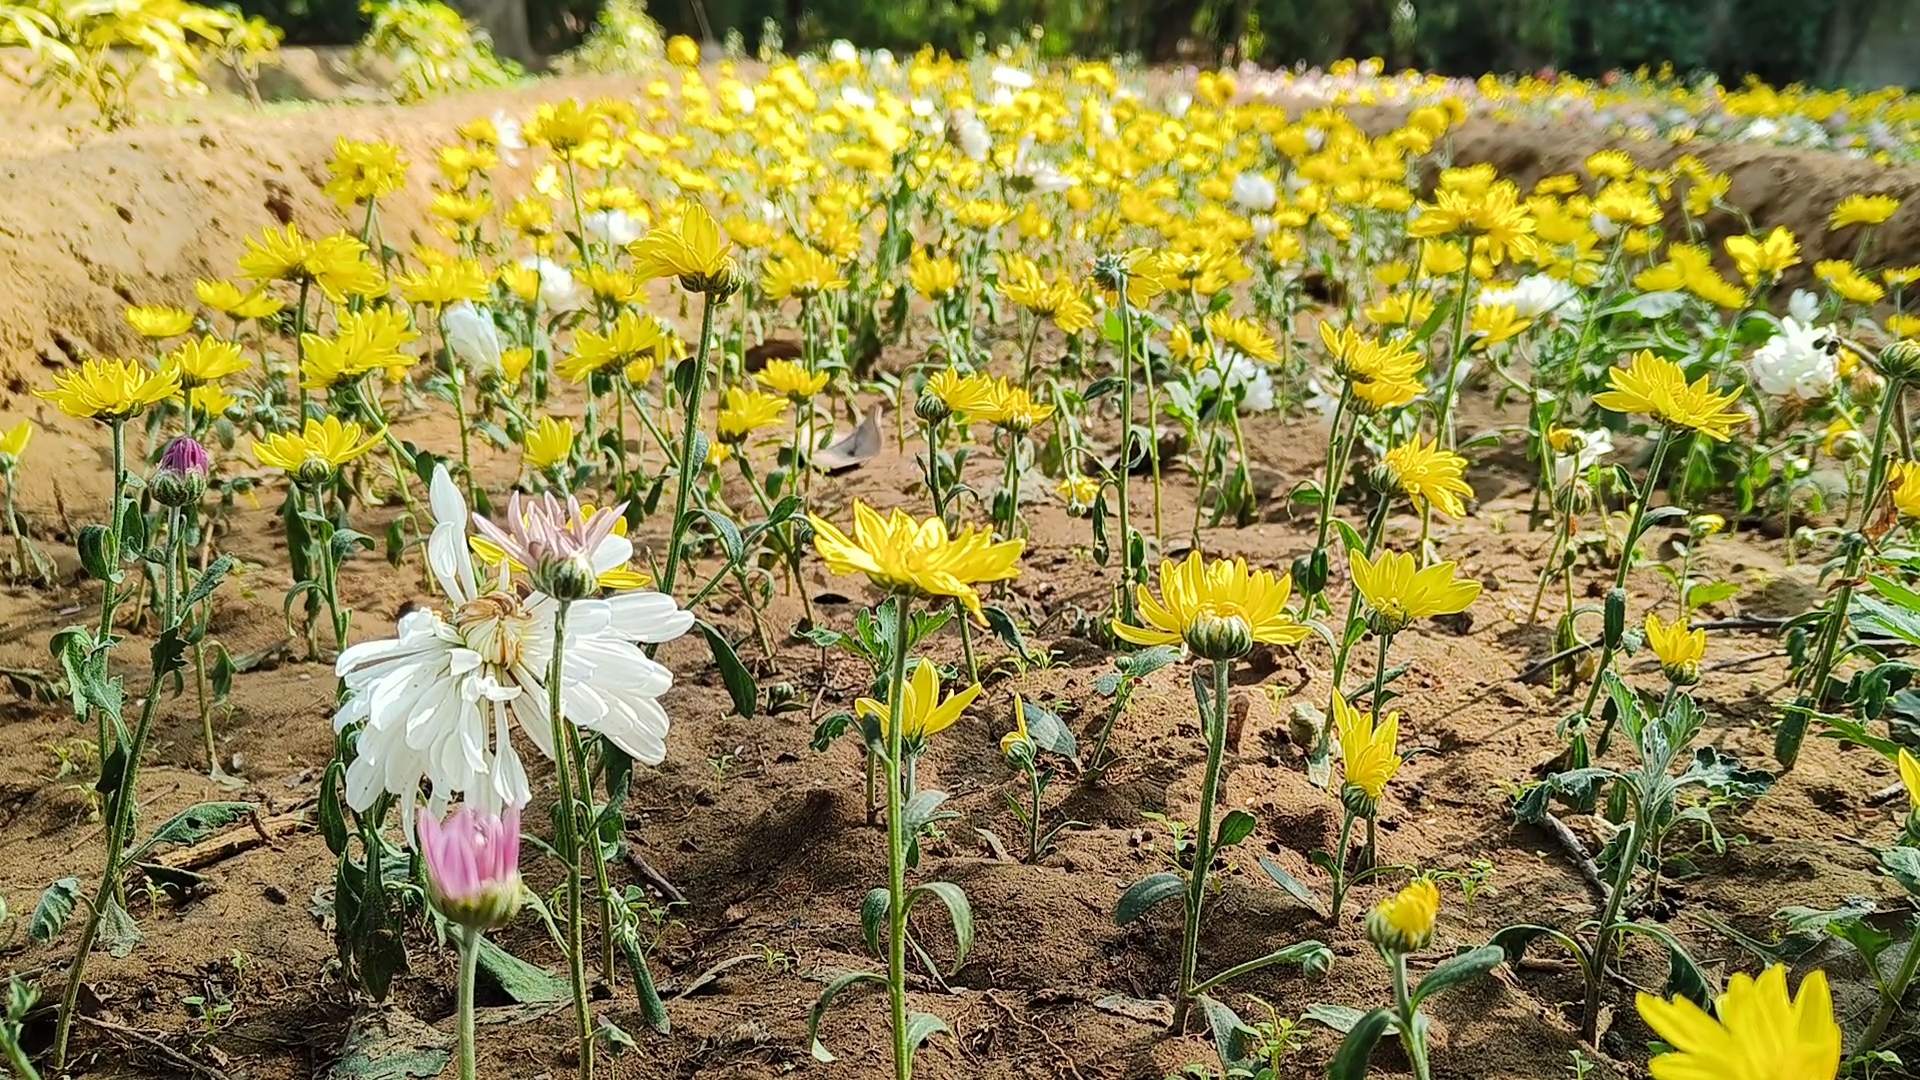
1551, 428, 1613, 485
519, 256, 587, 315
1476, 274, 1583, 321
335, 468, 693, 840
584, 209, 642, 247
442, 302, 503, 380
1749, 317, 1838, 400
1196, 352, 1275, 413
1231, 171, 1278, 213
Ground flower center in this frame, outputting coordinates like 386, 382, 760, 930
455, 592, 535, 669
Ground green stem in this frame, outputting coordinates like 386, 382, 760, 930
659, 294, 717, 598
457, 924, 482, 1080
546, 602, 594, 1080
1328, 807, 1358, 926
1115, 283, 1138, 627
1433, 237, 1476, 450
1026, 764, 1044, 863
1860, 917, 1920, 1052
883, 598, 915, 1080
1391, 950, 1432, 1080
567, 726, 618, 985
1583, 796, 1647, 1045
1172, 658, 1233, 1033
1582, 426, 1676, 752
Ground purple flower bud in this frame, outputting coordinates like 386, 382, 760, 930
152, 436, 210, 507
419, 804, 523, 931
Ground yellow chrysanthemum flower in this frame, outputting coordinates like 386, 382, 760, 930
323, 137, 407, 208
1203, 312, 1280, 362
36, 358, 180, 421
1592, 351, 1745, 442
855, 658, 981, 742
239, 226, 383, 302
165, 335, 249, 389
1889, 462, 1920, 518
1725, 226, 1801, 287
1057, 474, 1100, 508
1636, 966, 1839, 1080
1381, 436, 1474, 518
908, 249, 962, 300
1831, 193, 1900, 230
758, 359, 830, 403
0, 420, 31, 463
1814, 259, 1886, 305
1469, 303, 1533, 349
976, 378, 1056, 434
522, 415, 575, 471
1899, 748, 1920, 812
250, 416, 382, 482
1349, 548, 1482, 635
1333, 689, 1401, 803
196, 279, 284, 321
397, 261, 489, 308
190, 384, 235, 418
126, 305, 195, 340
1000, 694, 1035, 760
525, 99, 610, 156
1112, 551, 1309, 661
922, 368, 998, 419
559, 310, 674, 383
1644, 613, 1706, 685
1366, 877, 1439, 953
630, 201, 736, 293
762, 247, 848, 302
715, 386, 789, 443
300, 308, 419, 390
808, 501, 1023, 623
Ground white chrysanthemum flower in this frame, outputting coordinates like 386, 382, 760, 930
492, 109, 526, 165
1749, 317, 1838, 400
990, 64, 1034, 89
840, 86, 875, 110
442, 302, 503, 380
1197, 352, 1275, 413
1551, 428, 1613, 485
519, 256, 588, 315
828, 39, 857, 63
1477, 274, 1583, 321
1008, 135, 1076, 194
1231, 171, 1278, 213
584, 209, 642, 247
948, 110, 991, 162
1787, 288, 1820, 325
335, 468, 693, 839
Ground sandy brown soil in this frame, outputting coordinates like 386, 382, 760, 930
0, 70, 1914, 1080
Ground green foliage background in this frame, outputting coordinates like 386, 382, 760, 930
242, 0, 1911, 88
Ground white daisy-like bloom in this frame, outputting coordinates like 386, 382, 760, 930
519, 256, 588, 315
828, 38, 857, 63
1008, 135, 1076, 194
584, 209, 642, 247
1787, 288, 1820, 325
948, 110, 991, 163
441, 302, 503, 380
840, 86, 875, 110
1196, 351, 1275, 413
1551, 428, 1613, 486
1749, 317, 1838, 400
335, 467, 693, 840
1476, 274, 1583, 322
990, 64, 1034, 89
492, 109, 526, 166
1231, 171, 1278, 213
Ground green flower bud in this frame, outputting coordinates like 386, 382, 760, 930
1185, 609, 1253, 662
1603, 588, 1627, 650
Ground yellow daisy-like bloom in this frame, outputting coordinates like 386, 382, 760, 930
1363, 292, 1436, 329
1889, 462, 1920, 518
431, 190, 493, 229
1381, 436, 1473, 518
36, 358, 180, 421
525, 99, 609, 156
397, 261, 489, 308
0, 420, 31, 463
251, 416, 382, 482
1366, 877, 1439, 953
1593, 351, 1745, 442
854, 658, 981, 742
630, 201, 737, 294
323, 137, 407, 208
190, 384, 235, 418
808, 500, 1023, 623
126, 305, 195, 339
196, 279, 283, 321
665, 34, 700, 67
1725, 226, 1802, 287
165, 335, 249, 388
1000, 694, 1035, 760
1112, 551, 1309, 661
1349, 548, 1482, 636
239, 226, 382, 302
1469, 303, 1533, 349
1057, 474, 1100, 508
908, 249, 962, 300
762, 247, 848, 302
758, 359, 829, 403
1333, 689, 1401, 803
715, 386, 789, 444
976, 378, 1056, 434
1644, 613, 1706, 686
1320, 323, 1425, 412
522, 415, 575, 471
1814, 259, 1886, 306
1898, 748, 1920, 812
923, 368, 998, 419
1831, 194, 1900, 230
501, 347, 532, 384
1585, 149, 1636, 181
1203, 312, 1280, 362
559, 310, 673, 383
1406, 182, 1535, 263
1636, 966, 1839, 1080
300, 308, 419, 390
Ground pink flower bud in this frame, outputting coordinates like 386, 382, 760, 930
418, 804, 523, 931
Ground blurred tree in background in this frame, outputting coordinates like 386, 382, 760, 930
236, 0, 1915, 88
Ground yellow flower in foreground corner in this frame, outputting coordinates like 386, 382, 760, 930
36, 358, 180, 421
523, 415, 575, 471
1113, 551, 1309, 662
1366, 877, 1439, 953
1381, 436, 1473, 518
1892, 462, 1920, 518
251, 416, 382, 482
1349, 549, 1482, 636
630, 200, 737, 294
854, 657, 982, 742
126, 305, 196, 339
809, 501, 1023, 623
1636, 966, 1839, 1080
1593, 351, 1745, 442
1644, 613, 1705, 686
1333, 689, 1401, 804
0, 420, 30, 464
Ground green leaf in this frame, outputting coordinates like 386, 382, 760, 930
183, 554, 236, 608
807, 970, 886, 1062
475, 938, 569, 1003
1198, 995, 1257, 1071
1257, 855, 1324, 914
1302, 1003, 1367, 1034
910, 881, 973, 970
900, 789, 954, 837
1884, 847, 1920, 896
1487, 923, 1589, 971
99, 897, 142, 958
326, 1007, 454, 1080
1326, 1007, 1397, 1080
982, 605, 1036, 664
1412, 945, 1504, 1007
1020, 699, 1079, 761
127, 801, 254, 863
30, 878, 80, 943
1615, 922, 1713, 1007
696, 619, 756, 719
1214, 809, 1257, 849
1114, 871, 1184, 925
1685, 580, 1740, 610
860, 887, 888, 956
903, 1011, 948, 1059
695, 510, 746, 565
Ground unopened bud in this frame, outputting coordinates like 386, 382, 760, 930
1879, 339, 1920, 383
1185, 608, 1252, 661
151, 437, 210, 507
536, 552, 599, 601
